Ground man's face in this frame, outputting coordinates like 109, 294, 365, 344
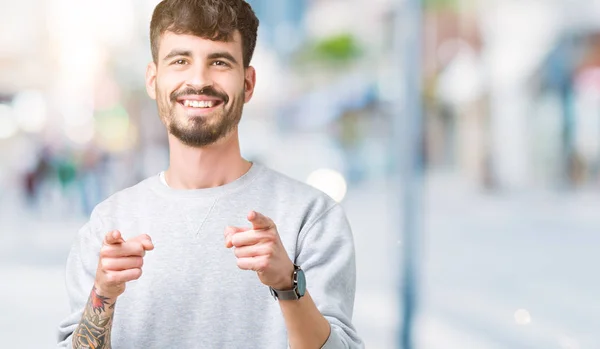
145, 31, 256, 147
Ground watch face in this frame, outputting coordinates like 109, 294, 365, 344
296, 269, 307, 296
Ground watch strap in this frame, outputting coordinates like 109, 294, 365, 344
269, 286, 300, 300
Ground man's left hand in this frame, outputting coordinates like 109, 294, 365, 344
224, 211, 295, 290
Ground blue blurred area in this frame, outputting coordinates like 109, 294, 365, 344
1, 0, 600, 348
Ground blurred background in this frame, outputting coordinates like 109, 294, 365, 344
1, 0, 599, 348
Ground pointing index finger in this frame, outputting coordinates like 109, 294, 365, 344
129, 234, 154, 251
247, 211, 274, 230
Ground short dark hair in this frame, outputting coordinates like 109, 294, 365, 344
150, 0, 259, 67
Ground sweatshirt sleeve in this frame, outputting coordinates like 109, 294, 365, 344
57, 209, 104, 348
295, 203, 364, 349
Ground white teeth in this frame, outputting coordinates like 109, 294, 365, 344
183, 100, 216, 108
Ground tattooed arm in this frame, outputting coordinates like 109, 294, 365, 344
70, 231, 154, 348
72, 287, 116, 349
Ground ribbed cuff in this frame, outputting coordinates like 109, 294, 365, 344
320, 324, 342, 349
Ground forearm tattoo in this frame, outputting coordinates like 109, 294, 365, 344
72, 287, 116, 349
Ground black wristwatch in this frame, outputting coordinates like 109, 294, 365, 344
269, 264, 306, 301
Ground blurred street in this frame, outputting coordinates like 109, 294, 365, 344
2, 173, 598, 349
3, 0, 600, 348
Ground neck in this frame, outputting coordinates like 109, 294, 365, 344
164, 128, 251, 190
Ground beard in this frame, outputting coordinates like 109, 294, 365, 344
156, 85, 244, 148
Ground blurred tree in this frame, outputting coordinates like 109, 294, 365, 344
293, 33, 363, 68
312, 34, 362, 62
424, 0, 478, 11
424, 0, 459, 10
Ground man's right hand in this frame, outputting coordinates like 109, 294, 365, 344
95, 230, 154, 299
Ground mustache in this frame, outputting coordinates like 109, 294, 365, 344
170, 86, 229, 105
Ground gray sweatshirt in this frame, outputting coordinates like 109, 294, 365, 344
57, 163, 363, 348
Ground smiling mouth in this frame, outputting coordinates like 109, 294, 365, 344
179, 99, 224, 109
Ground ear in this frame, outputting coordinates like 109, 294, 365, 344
145, 62, 157, 100
243, 66, 256, 103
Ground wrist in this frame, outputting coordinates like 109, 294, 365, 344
271, 278, 294, 291
268, 264, 307, 301
271, 263, 295, 290
93, 283, 121, 300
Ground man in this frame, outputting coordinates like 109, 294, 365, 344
57, 0, 362, 348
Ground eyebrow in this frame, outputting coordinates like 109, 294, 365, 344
207, 52, 238, 66
163, 49, 192, 62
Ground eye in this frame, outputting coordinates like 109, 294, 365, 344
172, 59, 188, 65
212, 60, 229, 67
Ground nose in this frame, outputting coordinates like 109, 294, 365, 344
185, 62, 212, 89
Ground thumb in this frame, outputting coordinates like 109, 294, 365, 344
104, 230, 124, 245
224, 226, 247, 248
